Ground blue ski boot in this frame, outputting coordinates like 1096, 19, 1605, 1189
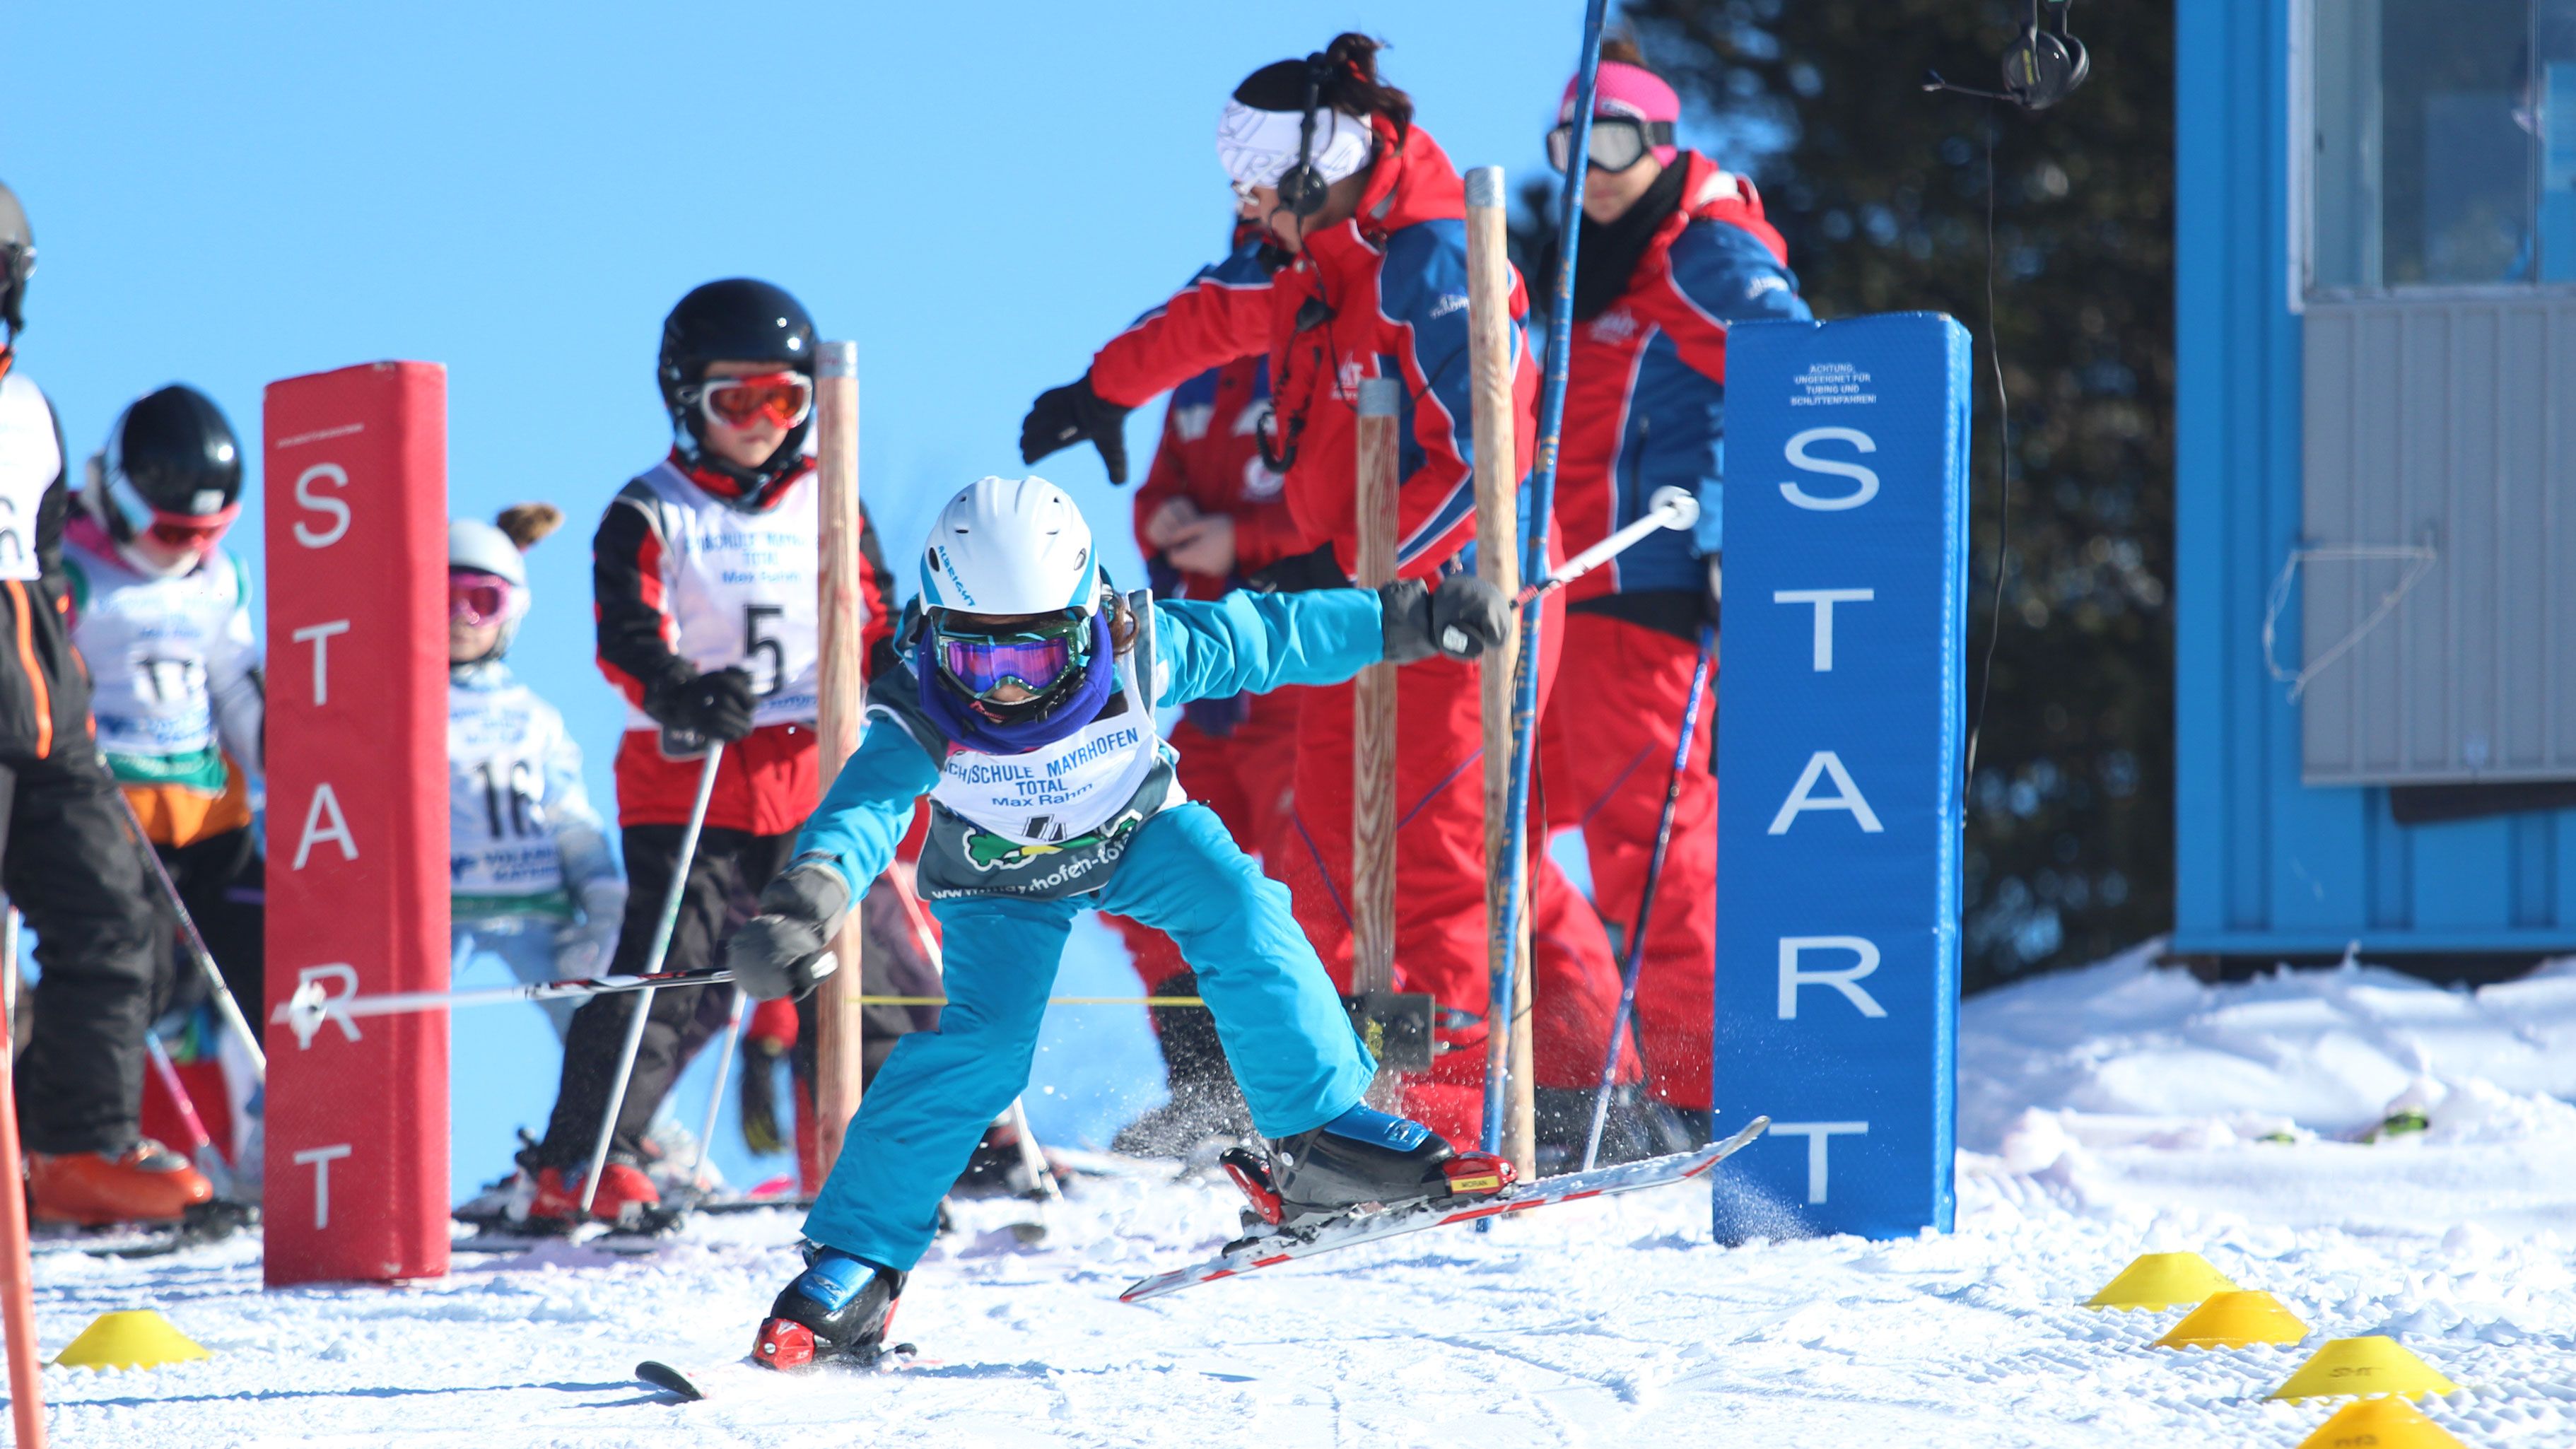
753, 1244, 909, 1371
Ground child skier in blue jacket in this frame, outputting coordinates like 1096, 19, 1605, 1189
725, 475, 1515, 1368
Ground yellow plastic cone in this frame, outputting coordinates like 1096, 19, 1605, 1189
2153, 1290, 2309, 1349
2295, 1397, 2466, 1449
2082, 1252, 2239, 1310
2268, 1337, 2458, 1402
52, 1309, 209, 1371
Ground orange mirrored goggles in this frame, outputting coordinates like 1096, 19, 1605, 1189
696, 371, 813, 430
144, 504, 238, 551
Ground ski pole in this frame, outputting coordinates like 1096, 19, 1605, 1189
112, 787, 267, 1083
1581, 623, 1716, 1172
1007, 1096, 1061, 1206
143, 1033, 233, 1199
689, 986, 747, 1187
582, 743, 725, 1215
271, 963, 747, 1044
1514, 486, 1699, 606
0, 907, 43, 1449
1484, 0, 1613, 1166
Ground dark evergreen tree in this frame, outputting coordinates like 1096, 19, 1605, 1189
1522, 1, 2174, 992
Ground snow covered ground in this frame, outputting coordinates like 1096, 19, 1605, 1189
33, 944, 2576, 1447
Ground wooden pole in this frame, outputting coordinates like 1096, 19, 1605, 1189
1352, 377, 1403, 1105
812, 340, 867, 1181
1463, 164, 1535, 1176
0, 909, 45, 1449
1352, 377, 1401, 1000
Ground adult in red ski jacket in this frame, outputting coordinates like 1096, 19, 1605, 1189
1099, 226, 1312, 1151
1121, 347, 1304, 878
1022, 35, 1632, 1146
1532, 45, 1810, 1121
520, 278, 894, 1225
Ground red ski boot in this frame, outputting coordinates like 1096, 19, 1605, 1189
27, 1140, 213, 1226
525, 1162, 660, 1228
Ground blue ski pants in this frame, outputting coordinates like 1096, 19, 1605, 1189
801, 803, 1374, 1271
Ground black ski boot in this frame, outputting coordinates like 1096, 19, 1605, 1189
753, 1245, 910, 1371
1227, 1103, 1512, 1231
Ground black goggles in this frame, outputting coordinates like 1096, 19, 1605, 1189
1545, 117, 1676, 175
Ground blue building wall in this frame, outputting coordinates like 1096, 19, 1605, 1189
2176, 0, 2576, 957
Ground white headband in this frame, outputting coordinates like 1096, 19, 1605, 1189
1216, 100, 1376, 192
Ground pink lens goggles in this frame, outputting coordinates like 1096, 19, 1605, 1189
448, 569, 513, 626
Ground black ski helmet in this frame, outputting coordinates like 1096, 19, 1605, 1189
656, 278, 817, 499
86, 385, 244, 546
0, 180, 32, 339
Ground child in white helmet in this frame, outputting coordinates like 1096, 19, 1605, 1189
725, 474, 1516, 1369
446, 505, 624, 1037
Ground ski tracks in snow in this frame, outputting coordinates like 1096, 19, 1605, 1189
37, 955, 2576, 1447
34, 1163, 2576, 1448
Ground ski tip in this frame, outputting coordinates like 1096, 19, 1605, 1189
635, 1359, 706, 1402
1119, 1271, 1185, 1304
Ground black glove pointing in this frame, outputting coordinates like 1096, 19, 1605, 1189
1379, 575, 1514, 664
1019, 373, 1134, 485
726, 860, 850, 1002
645, 666, 759, 743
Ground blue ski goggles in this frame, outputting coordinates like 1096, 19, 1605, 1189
931, 614, 1094, 701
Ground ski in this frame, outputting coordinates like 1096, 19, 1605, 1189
33, 1199, 257, 1260
1118, 1115, 1769, 1303
693, 1191, 816, 1216
455, 1229, 675, 1257
452, 1191, 806, 1246
635, 1359, 710, 1401
632, 1345, 926, 1402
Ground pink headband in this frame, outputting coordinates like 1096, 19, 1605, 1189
1559, 60, 1682, 165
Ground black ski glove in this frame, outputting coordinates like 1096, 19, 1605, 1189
1244, 542, 1352, 594
643, 666, 759, 743
1019, 373, 1133, 485
1379, 575, 1513, 664
726, 859, 851, 1002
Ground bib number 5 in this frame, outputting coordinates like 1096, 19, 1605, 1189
743, 604, 786, 698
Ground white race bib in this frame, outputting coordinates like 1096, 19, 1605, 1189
615, 461, 823, 732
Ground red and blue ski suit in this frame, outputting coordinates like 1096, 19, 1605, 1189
1535, 154, 1809, 1110
1089, 118, 1631, 1144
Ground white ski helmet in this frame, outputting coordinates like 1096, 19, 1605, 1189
917, 475, 1100, 618
449, 517, 532, 657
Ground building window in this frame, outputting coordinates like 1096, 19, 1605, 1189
2309, 0, 2576, 294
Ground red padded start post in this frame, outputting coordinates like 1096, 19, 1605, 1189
261, 361, 451, 1287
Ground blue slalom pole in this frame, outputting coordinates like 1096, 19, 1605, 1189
1481, 0, 1612, 1160
1581, 623, 1716, 1171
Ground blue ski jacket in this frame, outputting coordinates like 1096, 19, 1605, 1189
794, 587, 1383, 903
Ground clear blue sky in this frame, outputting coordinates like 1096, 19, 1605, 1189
2, 1, 1723, 1196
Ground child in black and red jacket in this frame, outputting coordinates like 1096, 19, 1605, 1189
513, 278, 895, 1226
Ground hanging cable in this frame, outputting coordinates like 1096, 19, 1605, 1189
1963, 108, 2013, 796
